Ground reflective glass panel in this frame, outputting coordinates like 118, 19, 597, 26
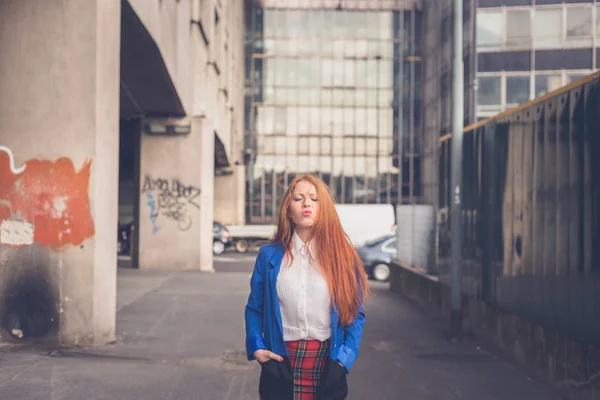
506, 10, 531, 48
535, 74, 562, 97
477, 76, 501, 106
566, 7, 593, 41
477, 10, 504, 48
534, 8, 562, 47
506, 76, 530, 105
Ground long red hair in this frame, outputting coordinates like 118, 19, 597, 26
273, 174, 370, 326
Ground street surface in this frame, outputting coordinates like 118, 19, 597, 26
0, 251, 562, 399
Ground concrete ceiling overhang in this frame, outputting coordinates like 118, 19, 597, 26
214, 133, 230, 169
120, 1, 185, 118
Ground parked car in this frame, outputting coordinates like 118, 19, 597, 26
213, 221, 233, 255
355, 234, 397, 282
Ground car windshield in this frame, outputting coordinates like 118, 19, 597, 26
363, 235, 394, 247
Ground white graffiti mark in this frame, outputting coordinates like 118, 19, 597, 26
0, 145, 26, 174
0, 219, 34, 245
49, 196, 68, 219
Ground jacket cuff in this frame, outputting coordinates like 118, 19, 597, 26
335, 344, 357, 372
246, 335, 267, 361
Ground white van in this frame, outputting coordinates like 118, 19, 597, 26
335, 204, 396, 247
226, 203, 396, 253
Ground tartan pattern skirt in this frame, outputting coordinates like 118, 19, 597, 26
286, 339, 329, 400
258, 339, 348, 400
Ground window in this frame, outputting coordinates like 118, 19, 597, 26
535, 74, 562, 97
264, 10, 276, 37
476, 5, 597, 50
506, 10, 531, 48
274, 108, 287, 133
506, 76, 530, 106
477, 76, 501, 107
382, 238, 397, 253
477, 10, 504, 48
567, 73, 590, 84
566, 7, 593, 43
534, 8, 562, 47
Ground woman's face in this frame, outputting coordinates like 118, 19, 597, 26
288, 180, 319, 231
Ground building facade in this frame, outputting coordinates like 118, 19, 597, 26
0, 0, 245, 345
421, 0, 477, 206
244, 0, 423, 224
476, 0, 599, 120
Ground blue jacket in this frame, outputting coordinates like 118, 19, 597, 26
245, 242, 366, 372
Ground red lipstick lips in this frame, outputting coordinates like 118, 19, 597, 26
302, 210, 312, 216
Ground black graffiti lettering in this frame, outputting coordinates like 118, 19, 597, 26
142, 175, 201, 231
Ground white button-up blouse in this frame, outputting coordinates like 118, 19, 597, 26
276, 232, 332, 342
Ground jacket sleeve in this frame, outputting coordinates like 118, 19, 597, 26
335, 274, 366, 372
245, 248, 267, 360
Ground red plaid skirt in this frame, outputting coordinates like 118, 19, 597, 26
287, 339, 329, 400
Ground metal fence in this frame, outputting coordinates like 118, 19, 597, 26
437, 71, 600, 347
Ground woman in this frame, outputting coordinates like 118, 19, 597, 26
245, 174, 370, 400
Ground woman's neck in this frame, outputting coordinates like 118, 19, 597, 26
294, 228, 311, 244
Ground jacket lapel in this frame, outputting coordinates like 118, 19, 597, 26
268, 245, 285, 341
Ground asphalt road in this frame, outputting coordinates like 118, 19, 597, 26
0, 255, 562, 400
214, 251, 258, 274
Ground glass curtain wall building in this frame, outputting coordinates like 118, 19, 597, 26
244, 0, 422, 224
476, 0, 599, 120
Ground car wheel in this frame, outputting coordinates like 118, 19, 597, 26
235, 239, 249, 253
213, 240, 226, 255
372, 263, 391, 282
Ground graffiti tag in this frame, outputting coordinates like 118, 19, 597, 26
0, 147, 95, 249
146, 192, 160, 234
141, 175, 201, 232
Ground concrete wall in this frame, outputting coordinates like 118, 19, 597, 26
128, 0, 246, 225
214, 166, 246, 225
191, 0, 246, 166
128, 0, 245, 164
138, 117, 214, 271
127, 0, 195, 114
0, 0, 120, 345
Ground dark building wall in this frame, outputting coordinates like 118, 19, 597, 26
402, 72, 600, 400
421, 0, 477, 207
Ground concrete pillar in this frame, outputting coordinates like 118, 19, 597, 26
0, 0, 120, 345
214, 165, 246, 226
138, 117, 214, 271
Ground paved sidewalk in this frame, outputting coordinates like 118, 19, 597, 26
0, 268, 562, 400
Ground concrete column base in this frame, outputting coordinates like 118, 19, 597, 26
0, 0, 120, 346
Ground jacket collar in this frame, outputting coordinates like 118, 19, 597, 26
291, 231, 316, 261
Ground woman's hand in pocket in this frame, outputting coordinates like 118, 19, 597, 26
253, 349, 284, 364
